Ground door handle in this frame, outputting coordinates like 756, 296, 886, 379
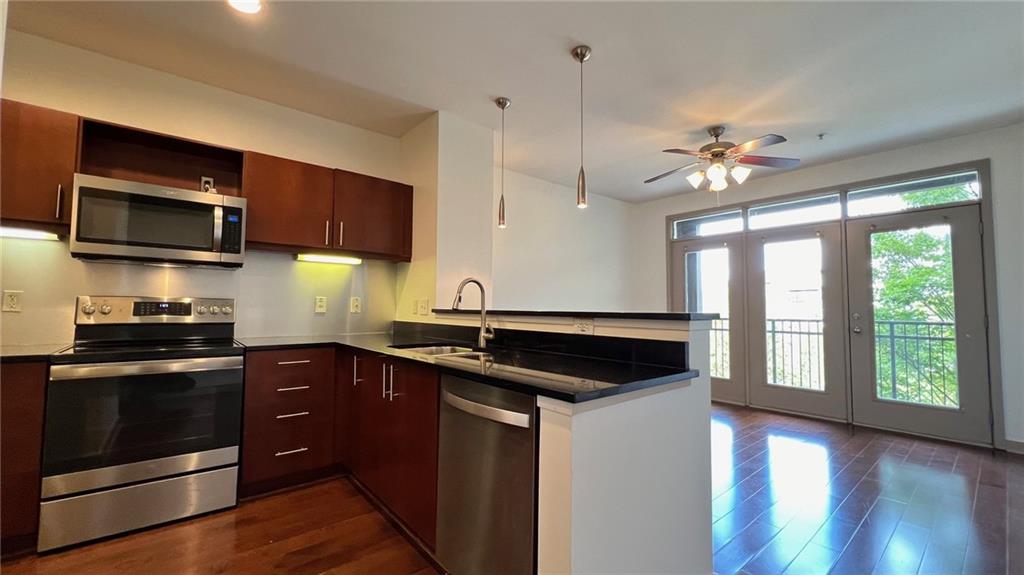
276, 359, 311, 365
338, 221, 344, 247
325, 220, 330, 245
276, 385, 310, 392
388, 364, 395, 401
852, 327, 863, 334
275, 411, 310, 419
382, 363, 387, 399
352, 355, 363, 385
275, 447, 308, 457
55, 184, 63, 220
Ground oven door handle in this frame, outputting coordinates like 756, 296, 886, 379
49, 356, 244, 381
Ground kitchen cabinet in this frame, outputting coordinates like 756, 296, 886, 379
241, 152, 335, 249
351, 356, 439, 548
0, 361, 47, 557
241, 347, 335, 495
333, 347, 371, 470
333, 169, 413, 259
0, 99, 79, 227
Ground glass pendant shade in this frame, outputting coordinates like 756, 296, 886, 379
709, 178, 728, 192
686, 171, 705, 189
706, 162, 728, 182
577, 167, 588, 208
731, 165, 752, 184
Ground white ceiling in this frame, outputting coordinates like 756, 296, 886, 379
8, 1, 1023, 203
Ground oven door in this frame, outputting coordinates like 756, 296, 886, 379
41, 356, 243, 498
70, 173, 242, 266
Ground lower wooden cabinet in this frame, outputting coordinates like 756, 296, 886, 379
0, 361, 47, 558
241, 347, 335, 494
346, 355, 439, 548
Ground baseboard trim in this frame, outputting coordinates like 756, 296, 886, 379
1006, 439, 1024, 455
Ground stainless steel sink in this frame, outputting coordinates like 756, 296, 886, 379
398, 345, 474, 356
438, 352, 494, 361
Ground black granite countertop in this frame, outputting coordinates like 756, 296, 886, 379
431, 309, 720, 321
238, 333, 698, 403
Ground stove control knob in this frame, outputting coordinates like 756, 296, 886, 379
210, 306, 221, 315
100, 305, 112, 315
197, 306, 208, 315
222, 306, 233, 315
81, 304, 96, 315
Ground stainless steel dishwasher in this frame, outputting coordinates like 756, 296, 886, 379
436, 375, 537, 575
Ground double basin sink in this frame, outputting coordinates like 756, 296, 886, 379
390, 344, 493, 362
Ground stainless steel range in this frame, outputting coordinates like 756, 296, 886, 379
38, 296, 244, 552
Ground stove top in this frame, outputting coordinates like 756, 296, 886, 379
51, 339, 245, 365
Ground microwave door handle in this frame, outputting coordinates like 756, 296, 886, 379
212, 206, 223, 252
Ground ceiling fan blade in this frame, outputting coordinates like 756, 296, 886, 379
663, 148, 704, 156
736, 155, 800, 169
643, 162, 701, 184
727, 134, 787, 156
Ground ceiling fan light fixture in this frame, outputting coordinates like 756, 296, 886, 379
686, 171, 705, 190
731, 165, 752, 184
706, 162, 728, 183
228, 0, 261, 14
709, 178, 729, 193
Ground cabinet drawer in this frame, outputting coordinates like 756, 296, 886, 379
242, 411, 332, 484
245, 347, 335, 401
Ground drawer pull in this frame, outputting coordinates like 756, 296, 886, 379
276, 385, 311, 392
275, 447, 308, 457
275, 411, 310, 419
276, 359, 311, 365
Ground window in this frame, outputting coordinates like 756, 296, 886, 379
748, 194, 841, 230
847, 171, 980, 217
673, 210, 743, 240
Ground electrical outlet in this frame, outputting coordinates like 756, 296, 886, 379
350, 297, 362, 314
417, 299, 429, 316
314, 296, 327, 314
2, 290, 23, 312
573, 317, 594, 335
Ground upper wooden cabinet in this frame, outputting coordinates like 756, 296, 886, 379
242, 151, 335, 249
333, 169, 413, 259
0, 99, 79, 226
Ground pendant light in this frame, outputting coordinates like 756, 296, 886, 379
495, 97, 511, 229
572, 45, 591, 209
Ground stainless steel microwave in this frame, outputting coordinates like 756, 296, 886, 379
70, 174, 246, 267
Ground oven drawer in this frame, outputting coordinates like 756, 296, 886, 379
241, 408, 333, 485
245, 347, 335, 402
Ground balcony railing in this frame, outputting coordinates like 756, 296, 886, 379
763, 318, 959, 407
710, 318, 730, 379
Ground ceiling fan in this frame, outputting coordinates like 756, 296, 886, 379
644, 126, 799, 192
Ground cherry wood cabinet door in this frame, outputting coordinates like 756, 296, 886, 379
242, 151, 334, 249
353, 354, 390, 497
0, 100, 79, 226
334, 348, 368, 470
0, 361, 47, 557
333, 169, 412, 259
386, 359, 439, 548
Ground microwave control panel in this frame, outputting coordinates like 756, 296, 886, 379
220, 207, 244, 254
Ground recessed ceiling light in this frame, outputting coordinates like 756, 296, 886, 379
228, 0, 261, 14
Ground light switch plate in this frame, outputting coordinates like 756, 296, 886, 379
573, 317, 594, 335
314, 296, 327, 314
350, 297, 362, 314
2, 290, 23, 312
416, 299, 429, 316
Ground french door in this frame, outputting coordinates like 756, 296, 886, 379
845, 205, 991, 444
670, 237, 746, 403
745, 223, 848, 420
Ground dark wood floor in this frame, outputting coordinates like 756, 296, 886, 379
5, 405, 1021, 574
2, 479, 439, 575
711, 403, 1023, 575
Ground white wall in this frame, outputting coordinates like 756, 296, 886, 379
1, 32, 402, 343
493, 169, 631, 311
628, 122, 1024, 443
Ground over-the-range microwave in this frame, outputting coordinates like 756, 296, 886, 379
70, 173, 246, 267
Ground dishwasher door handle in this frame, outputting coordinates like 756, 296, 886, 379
442, 390, 531, 428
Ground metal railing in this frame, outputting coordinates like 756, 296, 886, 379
766, 318, 825, 391
710, 318, 730, 379
874, 319, 958, 407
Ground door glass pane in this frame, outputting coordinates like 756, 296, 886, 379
673, 210, 743, 240
870, 224, 959, 407
763, 238, 825, 390
684, 247, 730, 379
848, 171, 979, 217
749, 194, 841, 230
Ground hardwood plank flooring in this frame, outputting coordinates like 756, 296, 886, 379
2, 479, 439, 575
712, 403, 1023, 575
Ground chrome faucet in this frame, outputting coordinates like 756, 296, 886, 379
451, 277, 495, 349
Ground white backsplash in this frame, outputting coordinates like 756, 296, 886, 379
0, 236, 396, 346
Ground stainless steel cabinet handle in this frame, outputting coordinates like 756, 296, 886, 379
382, 363, 387, 399
442, 390, 531, 428
275, 411, 310, 419
338, 221, 344, 246
352, 355, 363, 385
324, 220, 330, 245
388, 364, 395, 401
276, 359, 311, 365
55, 184, 63, 220
276, 385, 310, 392
275, 447, 308, 457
